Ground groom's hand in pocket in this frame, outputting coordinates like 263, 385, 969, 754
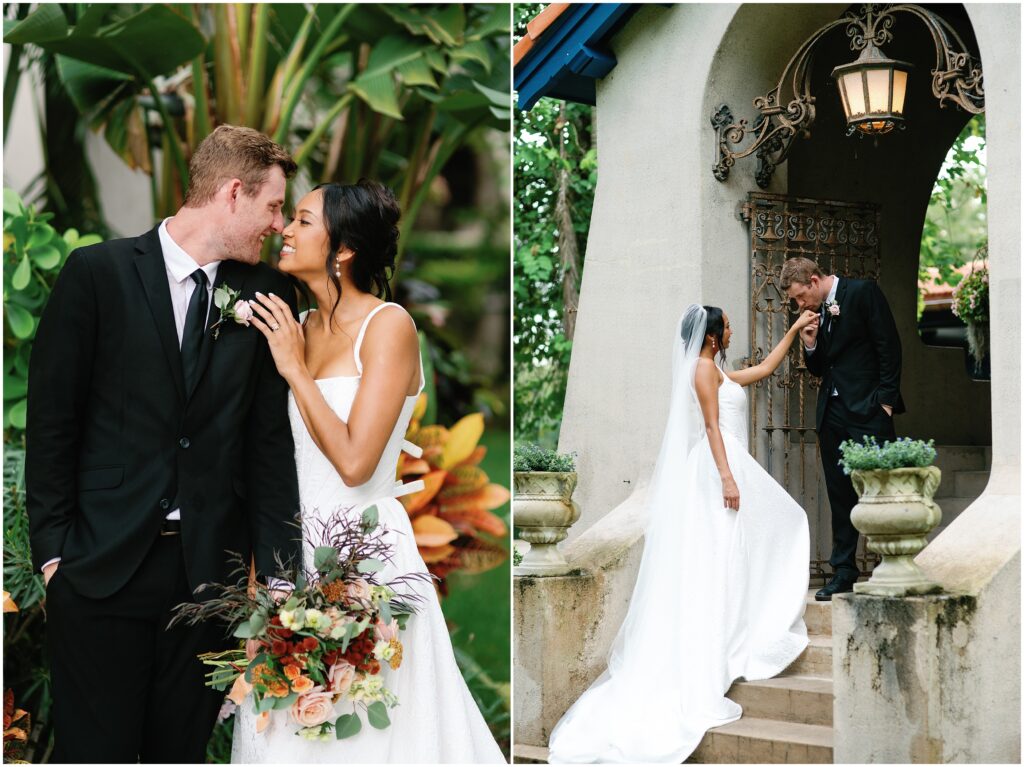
42, 561, 59, 587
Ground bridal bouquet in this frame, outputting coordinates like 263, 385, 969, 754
172, 507, 431, 741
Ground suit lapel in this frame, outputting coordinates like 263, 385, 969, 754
189, 259, 249, 399
133, 227, 185, 403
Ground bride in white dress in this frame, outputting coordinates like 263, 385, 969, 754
547, 303, 818, 764
232, 180, 504, 763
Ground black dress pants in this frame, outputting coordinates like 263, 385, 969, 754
818, 396, 897, 577
46, 533, 230, 763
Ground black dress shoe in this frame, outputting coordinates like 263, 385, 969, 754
815, 572, 858, 601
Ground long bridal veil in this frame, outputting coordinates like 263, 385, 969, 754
548, 304, 746, 763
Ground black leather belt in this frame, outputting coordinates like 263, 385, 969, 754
160, 518, 182, 536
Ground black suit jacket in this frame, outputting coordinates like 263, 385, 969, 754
26, 226, 301, 600
804, 277, 906, 432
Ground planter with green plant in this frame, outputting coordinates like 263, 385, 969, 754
840, 436, 943, 597
512, 444, 578, 575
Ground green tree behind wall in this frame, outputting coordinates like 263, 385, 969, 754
513, 3, 594, 447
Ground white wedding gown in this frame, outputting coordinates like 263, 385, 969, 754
232, 303, 504, 764
547, 358, 809, 764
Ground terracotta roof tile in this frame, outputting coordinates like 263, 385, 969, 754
513, 4, 571, 67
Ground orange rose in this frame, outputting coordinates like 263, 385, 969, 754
291, 676, 315, 694
283, 664, 301, 681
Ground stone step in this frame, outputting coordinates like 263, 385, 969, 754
781, 635, 831, 678
690, 717, 833, 763
954, 469, 990, 498
512, 744, 549, 764
933, 444, 990, 475
727, 675, 833, 726
803, 590, 832, 636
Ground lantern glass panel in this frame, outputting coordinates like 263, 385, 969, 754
842, 72, 867, 116
865, 68, 891, 114
892, 69, 908, 115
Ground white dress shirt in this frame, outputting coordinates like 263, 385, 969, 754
159, 218, 220, 520
42, 220, 220, 572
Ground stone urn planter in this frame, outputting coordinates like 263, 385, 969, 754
513, 471, 580, 576
850, 466, 943, 596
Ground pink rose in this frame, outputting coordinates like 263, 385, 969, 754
289, 690, 336, 728
346, 579, 372, 603
327, 661, 356, 699
233, 300, 254, 326
827, 303, 840, 317
375, 618, 399, 642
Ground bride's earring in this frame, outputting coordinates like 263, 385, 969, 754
334, 256, 342, 279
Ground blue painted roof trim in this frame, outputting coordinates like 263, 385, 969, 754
515, 3, 638, 111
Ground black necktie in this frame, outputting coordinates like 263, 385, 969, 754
181, 269, 208, 393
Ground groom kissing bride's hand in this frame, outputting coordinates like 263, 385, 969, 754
781, 256, 904, 601
27, 125, 303, 763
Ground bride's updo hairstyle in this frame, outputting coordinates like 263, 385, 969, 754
314, 179, 401, 318
703, 305, 727, 364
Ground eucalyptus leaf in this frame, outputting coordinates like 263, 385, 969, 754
366, 701, 391, 729
356, 558, 384, 574
314, 546, 338, 571
272, 692, 298, 710
361, 505, 379, 530
233, 619, 255, 639
335, 713, 362, 739
214, 286, 233, 310
255, 695, 277, 714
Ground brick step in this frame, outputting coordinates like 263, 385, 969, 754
727, 675, 833, 726
690, 717, 833, 763
803, 590, 832, 636
781, 635, 831, 678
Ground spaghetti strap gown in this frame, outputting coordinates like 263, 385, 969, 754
232, 303, 505, 764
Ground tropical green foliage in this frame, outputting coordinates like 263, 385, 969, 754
838, 436, 937, 475
512, 443, 576, 473
3, 188, 102, 435
513, 3, 594, 447
4, 2, 510, 263
918, 114, 986, 308
3, 447, 53, 764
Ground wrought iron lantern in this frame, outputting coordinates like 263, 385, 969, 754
712, 3, 984, 188
832, 42, 912, 135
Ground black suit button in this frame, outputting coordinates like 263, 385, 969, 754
179, 437, 191, 449
159, 498, 171, 510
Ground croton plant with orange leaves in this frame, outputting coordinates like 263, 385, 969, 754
397, 394, 509, 594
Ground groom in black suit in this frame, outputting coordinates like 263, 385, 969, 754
27, 126, 303, 762
781, 257, 905, 601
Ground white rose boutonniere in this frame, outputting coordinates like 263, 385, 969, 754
209, 284, 253, 339
825, 300, 841, 319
